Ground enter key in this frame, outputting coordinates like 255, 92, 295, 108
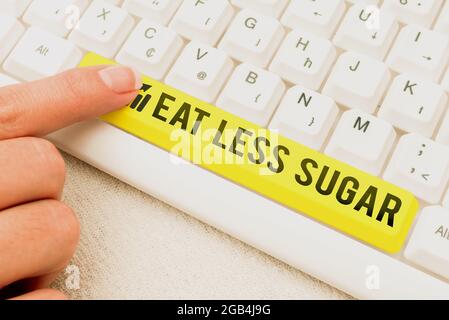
405, 206, 449, 280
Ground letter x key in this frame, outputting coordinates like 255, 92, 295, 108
97, 8, 111, 21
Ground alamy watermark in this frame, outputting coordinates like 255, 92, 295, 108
168, 126, 284, 176
65, 264, 80, 290
365, 265, 380, 290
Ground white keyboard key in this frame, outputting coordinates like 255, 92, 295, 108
0, 73, 19, 87
436, 111, 449, 147
323, 51, 391, 113
116, 19, 183, 80
0, 0, 32, 17
0, 14, 25, 64
281, 0, 346, 38
166, 41, 233, 103
216, 63, 285, 126
269, 86, 339, 150
169, 0, 234, 46
382, 0, 443, 28
435, 1, 449, 33
441, 66, 449, 92
68, 0, 134, 58
325, 110, 396, 176
443, 186, 449, 208
218, 9, 284, 68
333, 4, 399, 60
384, 134, 449, 204
23, 0, 89, 37
405, 206, 449, 281
379, 74, 447, 137
231, 0, 289, 18
122, 0, 181, 25
3, 27, 83, 82
386, 25, 449, 82
346, 0, 379, 4
269, 29, 337, 91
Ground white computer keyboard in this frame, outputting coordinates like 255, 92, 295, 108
2, 0, 449, 299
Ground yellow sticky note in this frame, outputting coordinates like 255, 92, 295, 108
80, 52, 419, 253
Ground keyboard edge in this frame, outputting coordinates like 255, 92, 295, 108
47, 119, 449, 299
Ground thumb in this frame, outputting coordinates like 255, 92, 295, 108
0, 65, 141, 140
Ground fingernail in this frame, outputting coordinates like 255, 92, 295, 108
99, 66, 142, 94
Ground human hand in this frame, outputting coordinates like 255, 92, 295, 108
0, 65, 141, 299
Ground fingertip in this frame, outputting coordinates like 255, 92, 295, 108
131, 66, 143, 91
0, 65, 142, 139
98, 66, 142, 94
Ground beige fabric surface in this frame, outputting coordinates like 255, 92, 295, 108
52, 152, 350, 300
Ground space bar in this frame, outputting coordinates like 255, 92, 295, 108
80, 52, 419, 253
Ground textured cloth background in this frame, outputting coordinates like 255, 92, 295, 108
52, 153, 350, 300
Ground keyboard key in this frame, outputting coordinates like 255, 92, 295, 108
384, 134, 449, 204
231, 0, 289, 18
404, 206, 449, 280
346, 0, 379, 4
0, 0, 32, 17
122, 0, 181, 25
68, 0, 134, 58
4, 26, 83, 81
382, 0, 443, 28
169, 0, 234, 45
325, 110, 396, 176
116, 19, 183, 80
166, 41, 233, 103
386, 25, 449, 82
323, 51, 391, 113
81, 52, 420, 254
440, 64, 449, 92
269, 86, 339, 150
281, 0, 346, 38
379, 74, 447, 137
333, 4, 399, 60
218, 9, 285, 67
269, 29, 337, 90
216, 63, 285, 126
434, 1, 449, 33
23, 0, 89, 37
443, 187, 449, 208
436, 111, 449, 146
0, 14, 25, 64
0, 73, 19, 86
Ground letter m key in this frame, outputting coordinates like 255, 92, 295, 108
354, 117, 370, 133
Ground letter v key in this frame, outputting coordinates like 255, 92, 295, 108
196, 48, 208, 60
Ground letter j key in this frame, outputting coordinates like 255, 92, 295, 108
323, 51, 391, 114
